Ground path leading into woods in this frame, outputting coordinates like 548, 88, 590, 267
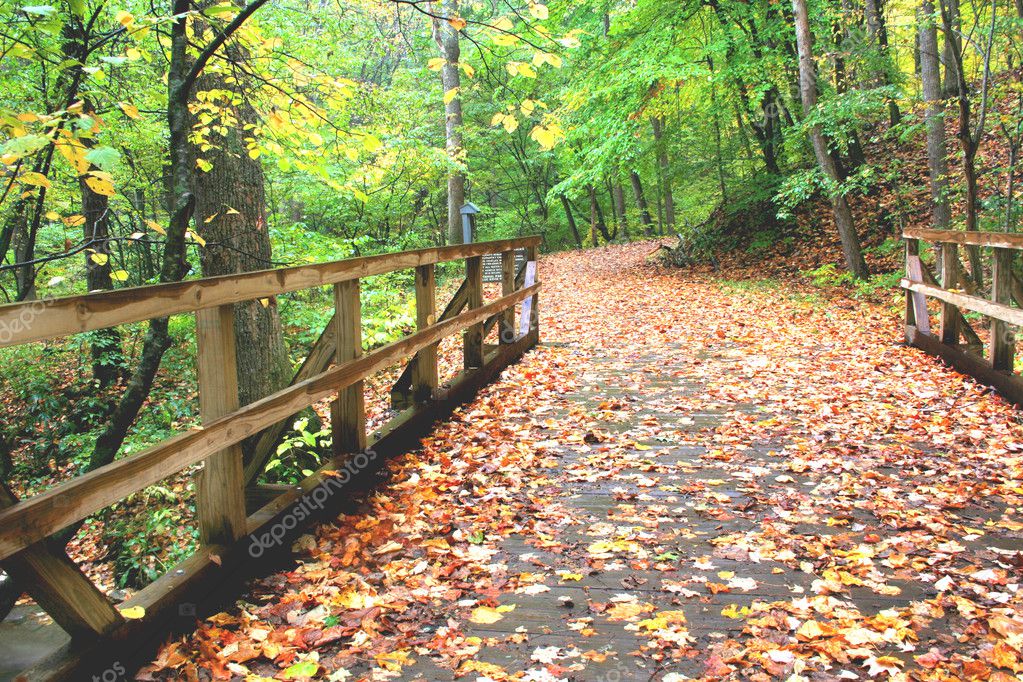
144, 243, 1023, 681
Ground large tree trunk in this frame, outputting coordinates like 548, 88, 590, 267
630, 171, 655, 237
792, 0, 869, 279
432, 0, 465, 244
919, 0, 952, 234
188, 6, 291, 427
650, 116, 676, 231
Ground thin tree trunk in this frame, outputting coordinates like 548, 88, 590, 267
651, 116, 676, 231
588, 185, 611, 242
613, 181, 629, 239
560, 194, 583, 248
793, 0, 869, 278
630, 171, 655, 237
940, 0, 962, 98
432, 0, 465, 244
865, 0, 902, 125
919, 0, 952, 234
940, 0, 996, 285
80, 135, 124, 388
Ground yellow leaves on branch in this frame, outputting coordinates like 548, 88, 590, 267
529, 2, 549, 19
84, 171, 116, 196
532, 52, 562, 68
505, 61, 536, 79
491, 112, 518, 133
443, 87, 460, 105
530, 121, 564, 151
55, 135, 90, 175
427, 57, 446, 71
490, 16, 518, 46
447, 16, 467, 30
118, 102, 140, 119
19, 171, 50, 188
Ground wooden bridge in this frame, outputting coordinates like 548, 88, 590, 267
902, 227, 1023, 406
0, 237, 540, 680
3, 232, 1023, 680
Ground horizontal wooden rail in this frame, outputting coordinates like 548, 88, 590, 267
900, 279, 1023, 327
0, 282, 540, 560
902, 229, 1021, 406
904, 227, 1023, 250
0, 236, 540, 348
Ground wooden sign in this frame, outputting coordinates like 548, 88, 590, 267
483, 249, 526, 283
519, 260, 537, 338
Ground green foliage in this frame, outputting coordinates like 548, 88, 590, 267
264, 417, 331, 484
804, 263, 904, 301
104, 487, 198, 589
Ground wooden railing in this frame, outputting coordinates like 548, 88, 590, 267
902, 227, 1022, 404
0, 236, 540, 679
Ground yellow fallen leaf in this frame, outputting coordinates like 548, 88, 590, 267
470, 604, 515, 624
118, 605, 146, 619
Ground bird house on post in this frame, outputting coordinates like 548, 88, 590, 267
460, 202, 480, 244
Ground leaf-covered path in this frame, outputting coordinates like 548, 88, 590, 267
146, 243, 1023, 681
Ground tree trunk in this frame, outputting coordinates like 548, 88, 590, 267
560, 194, 583, 248
650, 116, 676, 231
940, 0, 962, 98
612, 182, 629, 239
432, 0, 465, 244
80, 140, 125, 388
86, 0, 197, 474
792, 0, 869, 278
940, 0, 996, 285
864, 0, 902, 125
188, 4, 291, 430
630, 171, 655, 237
588, 185, 611, 243
919, 0, 952, 234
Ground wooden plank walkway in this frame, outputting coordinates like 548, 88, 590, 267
133, 243, 1023, 681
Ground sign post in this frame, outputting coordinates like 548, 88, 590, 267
460, 202, 479, 244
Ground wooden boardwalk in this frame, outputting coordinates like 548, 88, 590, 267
134, 243, 1023, 681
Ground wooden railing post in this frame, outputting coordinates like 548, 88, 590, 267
332, 279, 366, 455
992, 247, 1015, 371
464, 255, 484, 368
939, 242, 960, 345
195, 304, 246, 546
413, 264, 439, 401
500, 250, 516, 344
